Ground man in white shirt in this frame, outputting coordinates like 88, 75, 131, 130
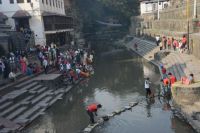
43, 58, 48, 74
144, 77, 151, 98
155, 35, 160, 46
9, 71, 16, 82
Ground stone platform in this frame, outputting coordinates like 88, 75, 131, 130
33, 74, 62, 89
0, 72, 75, 133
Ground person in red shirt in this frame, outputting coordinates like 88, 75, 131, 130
86, 103, 102, 123
167, 38, 171, 50
173, 39, 178, 51
168, 73, 177, 86
181, 35, 187, 50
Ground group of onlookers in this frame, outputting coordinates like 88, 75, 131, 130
36, 42, 95, 83
0, 50, 41, 82
0, 42, 94, 83
156, 35, 188, 53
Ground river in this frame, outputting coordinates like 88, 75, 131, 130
24, 49, 195, 133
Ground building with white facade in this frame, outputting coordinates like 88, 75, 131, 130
140, 0, 170, 15
0, 0, 73, 46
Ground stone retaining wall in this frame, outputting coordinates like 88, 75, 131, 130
172, 81, 200, 105
190, 34, 200, 59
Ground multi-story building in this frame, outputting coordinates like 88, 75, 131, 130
140, 0, 170, 15
0, 0, 73, 46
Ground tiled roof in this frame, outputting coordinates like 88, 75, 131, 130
0, 12, 8, 19
12, 10, 31, 18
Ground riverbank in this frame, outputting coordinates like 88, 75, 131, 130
0, 45, 94, 132
124, 37, 200, 133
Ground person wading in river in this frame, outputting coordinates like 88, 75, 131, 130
86, 103, 102, 124
145, 77, 151, 98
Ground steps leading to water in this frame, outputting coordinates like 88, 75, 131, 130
127, 37, 189, 81
0, 73, 76, 133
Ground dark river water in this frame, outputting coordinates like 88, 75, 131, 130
25, 49, 195, 133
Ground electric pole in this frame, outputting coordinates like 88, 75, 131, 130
187, 0, 190, 52
157, 0, 160, 20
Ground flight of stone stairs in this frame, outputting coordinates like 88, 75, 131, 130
0, 78, 72, 133
125, 37, 200, 81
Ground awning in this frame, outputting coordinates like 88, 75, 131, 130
0, 12, 8, 20
12, 10, 31, 18
44, 29, 74, 34
42, 11, 66, 17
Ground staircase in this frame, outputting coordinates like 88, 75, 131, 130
0, 75, 73, 133
126, 37, 200, 81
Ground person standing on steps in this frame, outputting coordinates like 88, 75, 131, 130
163, 36, 167, 50
145, 77, 151, 98
86, 103, 102, 124
43, 57, 48, 74
155, 35, 160, 46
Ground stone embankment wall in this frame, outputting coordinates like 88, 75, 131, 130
172, 82, 200, 106
172, 81, 200, 132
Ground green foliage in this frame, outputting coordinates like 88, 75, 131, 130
74, 0, 139, 44
98, 0, 140, 18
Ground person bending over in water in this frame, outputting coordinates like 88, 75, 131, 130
86, 103, 102, 124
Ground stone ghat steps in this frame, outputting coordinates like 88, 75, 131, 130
161, 52, 196, 80
129, 38, 157, 57
0, 68, 57, 96
0, 82, 39, 106
129, 38, 189, 81
0, 83, 73, 133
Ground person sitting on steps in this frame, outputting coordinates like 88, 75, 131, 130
181, 73, 194, 85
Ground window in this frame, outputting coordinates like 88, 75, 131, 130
10, 0, 14, 4
0, 0, 2, 4
56, 0, 57, 7
53, 0, 55, 7
27, 0, 31, 3
17, 0, 24, 3
42, 0, 44, 4
49, 0, 51, 6
46, 0, 48, 5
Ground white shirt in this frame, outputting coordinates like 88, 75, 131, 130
66, 63, 71, 70
43, 59, 48, 67
145, 80, 151, 89
9, 72, 16, 79
76, 69, 81, 74
89, 54, 93, 62
156, 36, 160, 41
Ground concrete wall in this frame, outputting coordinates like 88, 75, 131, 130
172, 81, 200, 106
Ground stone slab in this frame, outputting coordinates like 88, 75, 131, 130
0, 101, 13, 111
6, 106, 27, 120
33, 74, 62, 81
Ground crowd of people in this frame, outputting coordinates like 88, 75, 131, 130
0, 42, 95, 83
0, 51, 37, 81
156, 35, 188, 53
144, 63, 195, 100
